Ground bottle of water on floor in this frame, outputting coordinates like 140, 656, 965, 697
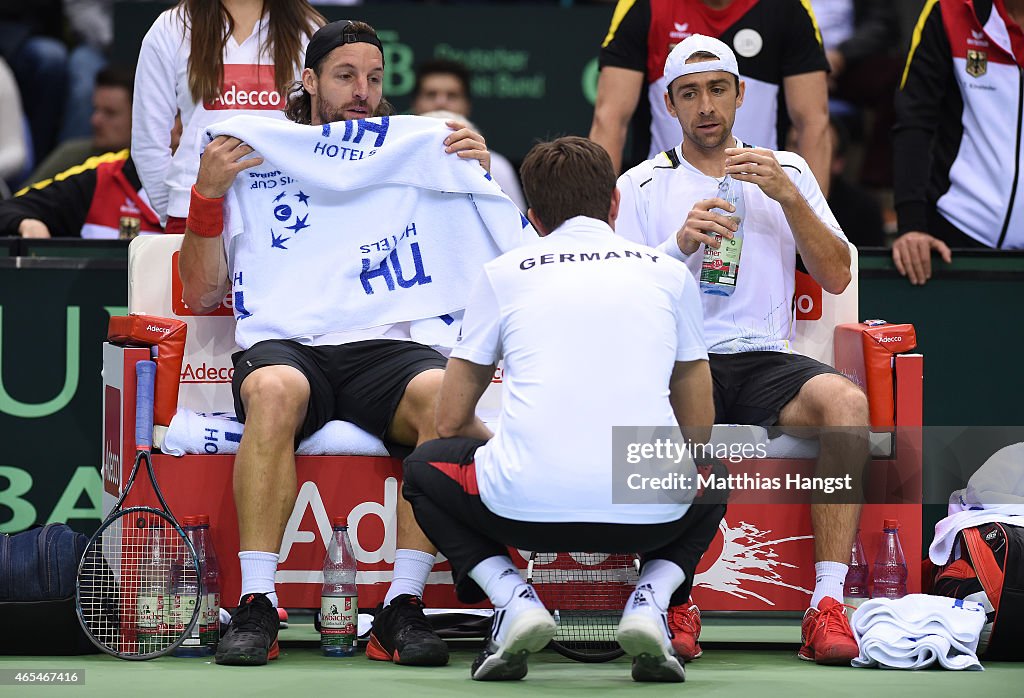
172, 517, 205, 657
321, 516, 358, 657
700, 175, 745, 296
844, 530, 869, 609
871, 519, 907, 599
195, 514, 221, 655
136, 518, 171, 655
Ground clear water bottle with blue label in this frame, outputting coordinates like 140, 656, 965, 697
321, 516, 358, 657
700, 176, 745, 296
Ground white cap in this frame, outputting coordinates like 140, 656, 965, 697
663, 34, 740, 90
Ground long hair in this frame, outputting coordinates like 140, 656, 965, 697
284, 20, 390, 125
179, 0, 326, 104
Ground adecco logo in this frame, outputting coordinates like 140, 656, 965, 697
146, 325, 170, 335
877, 336, 904, 344
204, 64, 283, 111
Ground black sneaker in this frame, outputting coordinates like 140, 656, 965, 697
366, 594, 449, 666
215, 593, 280, 666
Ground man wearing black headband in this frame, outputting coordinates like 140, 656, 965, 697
188, 19, 492, 669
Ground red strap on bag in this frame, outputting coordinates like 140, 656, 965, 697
963, 526, 1005, 616
107, 314, 187, 427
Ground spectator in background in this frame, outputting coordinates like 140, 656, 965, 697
0, 115, 181, 239
589, 0, 831, 194
132, 0, 325, 232
892, 0, 1024, 285
411, 59, 527, 210
0, 58, 27, 194
29, 66, 134, 185
812, 0, 902, 188
0, 2, 69, 165
60, 0, 114, 144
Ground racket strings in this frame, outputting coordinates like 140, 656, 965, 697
79, 512, 199, 658
531, 553, 639, 649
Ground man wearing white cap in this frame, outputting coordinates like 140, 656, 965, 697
614, 34, 868, 667
591, 0, 830, 194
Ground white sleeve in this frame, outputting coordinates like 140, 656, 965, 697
675, 271, 708, 361
131, 15, 179, 223
613, 172, 649, 245
450, 269, 502, 366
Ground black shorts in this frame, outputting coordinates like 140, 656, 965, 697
231, 339, 447, 443
709, 351, 841, 426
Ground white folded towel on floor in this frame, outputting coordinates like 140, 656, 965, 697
851, 594, 985, 670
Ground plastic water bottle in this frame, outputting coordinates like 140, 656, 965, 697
195, 514, 221, 654
136, 519, 170, 655
700, 175, 745, 296
172, 517, 204, 657
321, 516, 358, 657
871, 518, 908, 599
844, 530, 870, 608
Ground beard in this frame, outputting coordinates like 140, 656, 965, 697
317, 99, 373, 124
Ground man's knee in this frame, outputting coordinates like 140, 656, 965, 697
822, 379, 870, 427
239, 365, 310, 430
403, 369, 445, 416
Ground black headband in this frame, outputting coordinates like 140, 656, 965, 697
305, 20, 385, 70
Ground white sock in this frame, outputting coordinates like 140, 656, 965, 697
810, 561, 848, 609
384, 549, 436, 605
468, 555, 524, 608
239, 550, 279, 607
634, 559, 686, 611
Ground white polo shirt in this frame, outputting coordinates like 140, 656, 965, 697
615, 141, 847, 354
452, 216, 708, 524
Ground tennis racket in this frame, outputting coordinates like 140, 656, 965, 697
76, 360, 201, 659
526, 552, 641, 663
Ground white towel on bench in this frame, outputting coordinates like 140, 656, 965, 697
161, 408, 391, 457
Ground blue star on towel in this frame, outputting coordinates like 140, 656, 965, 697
295, 191, 310, 206
273, 191, 287, 203
285, 213, 309, 233
271, 229, 290, 249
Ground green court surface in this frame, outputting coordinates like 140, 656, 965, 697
4, 617, 1022, 697
2, 647, 1021, 698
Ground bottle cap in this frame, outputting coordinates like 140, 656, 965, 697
332, 516, 347, 528
182, 516, 197, 527
195, 514, 210, 526
883, 518, 899, 529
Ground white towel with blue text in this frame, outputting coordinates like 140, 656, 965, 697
207, 115, 535, 350
851, 595, 986, 670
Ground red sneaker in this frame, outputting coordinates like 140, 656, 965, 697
667, 600, 703, 660
798, 597, 858, 665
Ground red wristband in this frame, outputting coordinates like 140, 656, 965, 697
186, 185, 224, 238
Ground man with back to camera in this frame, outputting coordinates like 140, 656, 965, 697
178, 19, 496, 667
401, 135, 724, 682
614, 34, 869, 665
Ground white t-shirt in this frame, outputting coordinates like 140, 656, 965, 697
453, 216, 708, 524
132, 9, 311, 221
615, 141, 847, 354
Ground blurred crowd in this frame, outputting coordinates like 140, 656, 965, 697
1, 0, 1021, 286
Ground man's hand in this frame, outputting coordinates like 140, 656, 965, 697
18, 219, 50, 238
444, 120, 490, 173
673, 198, 738, 256
892, 231, 952, 285
195, 136, 264, 199
725, 147, 800, 205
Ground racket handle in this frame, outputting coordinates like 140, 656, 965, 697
135, 360, 156, 450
